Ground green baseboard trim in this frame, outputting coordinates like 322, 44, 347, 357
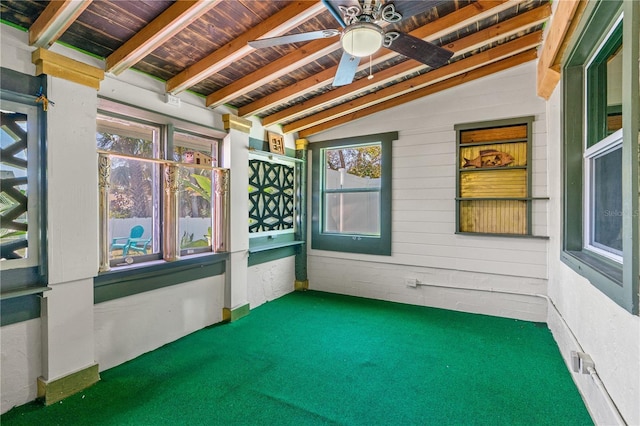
222, 303, 250, 322
295, 280, 309, 291
37, 363, 100, 406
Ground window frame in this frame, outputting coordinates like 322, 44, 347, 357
0, 70, 48, 326
562, 0, 639, 314
583, 129, 623, 261
454, 116, 538, 237
95, 98, 228, 302
310, 131, 396, 256
0, 81, 48, 292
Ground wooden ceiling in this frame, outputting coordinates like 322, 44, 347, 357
0, 0, 550, 137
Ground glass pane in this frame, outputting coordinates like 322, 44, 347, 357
174, 132, 218, 167
323, 192, 380, 235
96, 116, 159, 159
324, 143, 381, 190
606, 45, 623, 134
107, 158, 159, 259
591, 146, 622, 254
179, 167, 212, 253
0, 110, 29, 260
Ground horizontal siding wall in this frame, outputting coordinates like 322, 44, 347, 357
307, 62, 548, 321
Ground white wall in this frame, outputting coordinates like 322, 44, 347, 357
545, 81, 640, 426
247, 257, 295, 309
307, 62, 549, 322
94, 276, 225, 371
0, 319, 41, 413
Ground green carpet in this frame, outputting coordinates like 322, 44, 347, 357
2, 290, 592, 425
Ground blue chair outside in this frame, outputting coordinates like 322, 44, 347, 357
110, 225, 151, 256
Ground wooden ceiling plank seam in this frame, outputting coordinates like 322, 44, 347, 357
263, 4, 550, 127
29, 0, 92, 48
298, 49, 538, 138
106, 0, 222, 76
537, 0, 586, 99
204, 0, 433, 109
238, 0, 515, 117
166, 1, 327, 94
284, 31, 542, 134
205, 38, 341, 108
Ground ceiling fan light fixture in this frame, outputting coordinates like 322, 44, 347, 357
341, 22, 384, 57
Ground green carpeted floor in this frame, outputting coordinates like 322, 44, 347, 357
2, 291, 592, 425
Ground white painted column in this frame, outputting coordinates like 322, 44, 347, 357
221, 115, 251, 320
40, 76, 99, 387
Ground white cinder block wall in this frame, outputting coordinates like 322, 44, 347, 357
545, 81, 640, 425
307, 62, 549, 322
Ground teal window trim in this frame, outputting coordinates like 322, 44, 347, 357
310, 131, 397, 256
562, 0, 639, 314
247, 138, 305, 266
94, 252, 227, 303
0, 69, 48, 325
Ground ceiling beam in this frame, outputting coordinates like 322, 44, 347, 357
238, 0, 514, 118
265, 3, 550, 127
299, 49, 538, 138
205, 37, 340, 108
29, 0, 92, 48
106, 0, 221, 76
286, 31, 542, 134
537, 0, 586, 99
166, 1, 327, 94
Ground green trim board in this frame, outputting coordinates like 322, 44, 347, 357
94, 253, 227, 303
1, 295, 41, 327
310, 131, 397, 256
561, 0, 639, 314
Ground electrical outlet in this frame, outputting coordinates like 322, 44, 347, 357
165, 93, 181, 107
405, 278, 417, 287
570, 351, 595, 374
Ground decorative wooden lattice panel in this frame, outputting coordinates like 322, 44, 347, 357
248, 159, 294, 233
456, 120, 532, 235
0, 111, 29, 259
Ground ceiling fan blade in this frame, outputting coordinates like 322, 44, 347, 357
323, 0, 360, 27
249, 29, 340, 49
385, 31, 453, 68
333, 51, 361, 86
383, 1, 447, 22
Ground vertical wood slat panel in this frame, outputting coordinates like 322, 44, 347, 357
460, 200, 527, 234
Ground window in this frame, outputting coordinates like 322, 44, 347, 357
455, 117, 535, 236
311, 132, 396, 255
248, 154, 295, 234
0, 92, 45, 292
96, 106, 224, 270
174, 131, 218, 256
562, 0, 639, 314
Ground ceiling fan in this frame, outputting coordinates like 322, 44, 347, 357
248, 0, 454, 87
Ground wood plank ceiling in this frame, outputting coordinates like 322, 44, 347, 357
0, 0, 550, 137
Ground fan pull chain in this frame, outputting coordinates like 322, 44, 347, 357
368, 55, 374, 80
